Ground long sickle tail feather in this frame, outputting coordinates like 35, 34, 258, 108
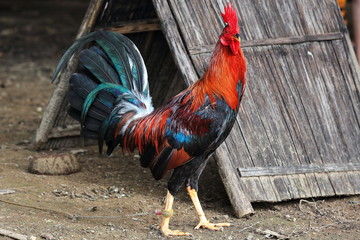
52, 31, 149, 95
53, 31, 153, 154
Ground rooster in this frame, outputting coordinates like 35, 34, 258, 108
51, 3, 246, 236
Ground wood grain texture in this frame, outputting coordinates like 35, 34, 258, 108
238, 163, 360, 177
99, 18, 161, 34
152, 0, 199, 86
167, 0, 360, 203
189, 32, 344, 55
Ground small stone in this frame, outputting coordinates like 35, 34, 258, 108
89, 206, 98, 212
115, 193, 126, 199
36, 106, 43, 112
70, 191, 76, 199
40, 233, 56, 240
28, 153, 81, 175
108, 186, 119, 194
244, 234, 253, 240
53, 189, 69, 197
284, 214, 296, 222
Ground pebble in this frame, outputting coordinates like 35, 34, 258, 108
284, 214, 296, 222
40, 233, 56, 240
108, 186, 119, 194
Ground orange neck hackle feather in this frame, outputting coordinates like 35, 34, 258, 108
188, 42, 246, 111
187, 2, 246, 111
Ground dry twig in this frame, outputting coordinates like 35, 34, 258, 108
0, 228, 36, 240
238, 221, 259, 232
299, 199, 324, 215
255, 228, 289, 240
0, 198, 72, 218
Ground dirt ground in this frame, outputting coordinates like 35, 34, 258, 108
0, 1, 359, 240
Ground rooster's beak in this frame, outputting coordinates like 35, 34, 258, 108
232, 33, 240, 41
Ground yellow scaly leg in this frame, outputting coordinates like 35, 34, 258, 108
186, 186, 231, 230
159, 191, 191, 236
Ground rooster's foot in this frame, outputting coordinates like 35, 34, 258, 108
160, 225, 192, 237
194, 220, 231, 231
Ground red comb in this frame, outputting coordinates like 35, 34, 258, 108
221, 2, 239, 32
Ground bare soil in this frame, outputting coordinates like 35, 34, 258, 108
0, 1, 359, 239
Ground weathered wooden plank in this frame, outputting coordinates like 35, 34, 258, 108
169, 0, 222, 48
160, 0, 359, 204
310, 41, 357, 162
303, 173, 322, 197
48, 124, 81, 138
285, 174, 312, 199
215, 143, 254, 217
258, 176, 280, 202
243, 171, 349, 201
346, 171, 360, 194
238, 163, 360, 177
238, 177, 267, 202
311, 172, 336, 196
169, 0, 343, 50
265, 45, 322, 166
221, 124, 253, 170
152, 0, 199, 85
272, 175, 292, 201
96, 0, 158, 26
251, 47, 303, 167
235, 83, 278, 168
99, 18, 161, 34
189, 32, 344, 55
330, 39, 360, 155
327, 172, 355, 195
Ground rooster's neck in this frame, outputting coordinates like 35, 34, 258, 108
190, 42, 246, 111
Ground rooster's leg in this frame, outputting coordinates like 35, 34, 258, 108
159, 191, 191, 236
186, 186, 231, 230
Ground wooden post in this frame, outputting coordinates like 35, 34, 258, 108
33, 0, 105, 149
215, 145, 254, 217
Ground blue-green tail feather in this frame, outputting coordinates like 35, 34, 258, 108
53, 31, 153, 155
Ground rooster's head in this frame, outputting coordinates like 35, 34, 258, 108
220, 2, 240, 55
